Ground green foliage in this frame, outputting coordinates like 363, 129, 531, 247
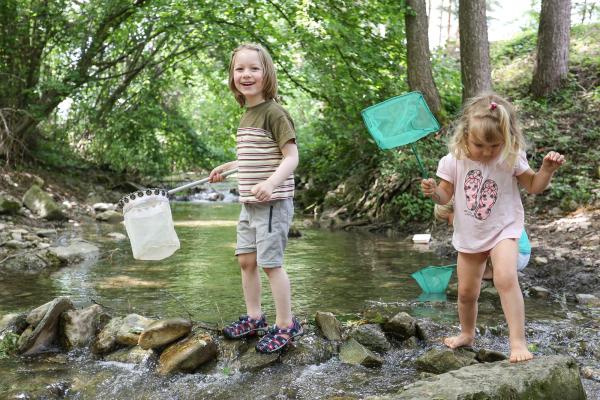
0, 333, 19, 359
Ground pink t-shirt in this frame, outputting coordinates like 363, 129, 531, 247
437, 152, 531, 253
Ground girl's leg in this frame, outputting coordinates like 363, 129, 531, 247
238, 252, 262, 319
263, 266, 292, 328
490, 239, 533, 362
445, 251, 488, 348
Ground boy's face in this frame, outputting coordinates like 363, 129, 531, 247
233, 49, 265, 107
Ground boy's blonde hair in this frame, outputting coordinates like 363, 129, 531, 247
228, 43, 278, 107
433, 199, 454, 222
448, 93, 526, 167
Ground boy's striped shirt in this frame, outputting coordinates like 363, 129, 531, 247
236, 100, 296, 203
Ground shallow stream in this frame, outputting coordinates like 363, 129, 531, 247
0, 201, 598, 398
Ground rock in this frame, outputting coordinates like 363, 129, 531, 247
476, 348, 508, 363
104, 346, 155, 364
415, 348, 478, 374
315, 311, 342, 341
288, 225, 302, 238
0, 193, 22, 215
339, 338, 383, 367
22, 185, 66, 220
0, 313, 28, 336
138, 318, 192, 349
384, 312, 417, 340
1, 251, 53, 273
95, 210, 123, 223
60, 304, 105, 349
92, 203, 116, 212
47, 241, 99, 265
530, 286, 551, 298
237, 348, 280, 372
17, 297, 75, 355
535, 256, 549, 264
350, 324, 391, 353
106, 232, 127, 241
116, 314, 155, 346
393, 355, 585, 400
363, 303, 405, 324
581, 366, 600, 382
92, 317, 123, 355
157, 332, 218, 375
4, 239, 29, 249
575, 294, 600, 306
35, 229, 57, 237
280, 334, 337, 366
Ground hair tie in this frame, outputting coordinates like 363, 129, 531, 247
489, 102, 497, 111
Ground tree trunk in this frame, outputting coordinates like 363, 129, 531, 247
458, 0, 492, 101
530, 0, 571, 98
405, 0, 442, 119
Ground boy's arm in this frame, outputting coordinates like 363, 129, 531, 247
517, 151, 565, 194
208, 160, 238, 182
251, 140, 298, 201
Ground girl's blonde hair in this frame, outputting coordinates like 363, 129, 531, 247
228, 43, 278, 107
448, 93, 526, 167
433, 199, 455, 222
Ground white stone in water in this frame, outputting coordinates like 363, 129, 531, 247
575, 294, 600, 306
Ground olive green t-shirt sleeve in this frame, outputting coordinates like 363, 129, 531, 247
270, 111, 296, 149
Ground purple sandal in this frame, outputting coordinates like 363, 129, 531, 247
223, 314, 268, 339
255, 317, 304, 353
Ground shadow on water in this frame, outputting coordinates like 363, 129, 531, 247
1, 202, 598, 398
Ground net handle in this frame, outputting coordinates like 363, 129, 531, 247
168, 168, 238, 195
410, 143, 428, 179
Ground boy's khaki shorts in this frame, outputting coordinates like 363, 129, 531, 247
235, 198, 294, 268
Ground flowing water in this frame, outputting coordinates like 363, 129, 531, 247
0, 201, 598, 399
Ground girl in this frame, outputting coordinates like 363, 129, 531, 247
434, 199, 531, 279
209, 43, 302, 353
421, 93, 564, 362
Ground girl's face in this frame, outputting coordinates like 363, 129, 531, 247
233, 49, 265, 107
466, 132, 504, 163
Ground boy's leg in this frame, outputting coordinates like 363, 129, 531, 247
263, 266, 292, 328
490, 239, 533, 362
238, 252, 262, 319
445, 251, 487, 348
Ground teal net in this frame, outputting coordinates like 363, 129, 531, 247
361, 92, 440, 150
411, 265, 455, 293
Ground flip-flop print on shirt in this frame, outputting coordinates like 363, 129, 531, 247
464, 169, 483, 211
474, 179, 498, 220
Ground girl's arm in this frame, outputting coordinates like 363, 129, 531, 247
517, 151, 565, 194
421, 178, 454, 205
208, 160, 239, 183
251, 140, 299, 202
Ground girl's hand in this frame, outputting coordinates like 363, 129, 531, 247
541, 151, 565, 173
251, 181, 274, 202
421, 178, 437, 197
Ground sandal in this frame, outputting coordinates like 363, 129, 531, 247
223, 314, 268, 339
255, 317, 304, 353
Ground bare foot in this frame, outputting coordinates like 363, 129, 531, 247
443, 334, 475, 349
509, 342, 533, 363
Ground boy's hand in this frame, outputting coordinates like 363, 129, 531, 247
541, 151, 565, 173
251, 181, 274, 202
421, 178, 437, 197
209, 167, 226, 183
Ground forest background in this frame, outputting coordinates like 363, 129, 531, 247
0, 0, 598, 227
